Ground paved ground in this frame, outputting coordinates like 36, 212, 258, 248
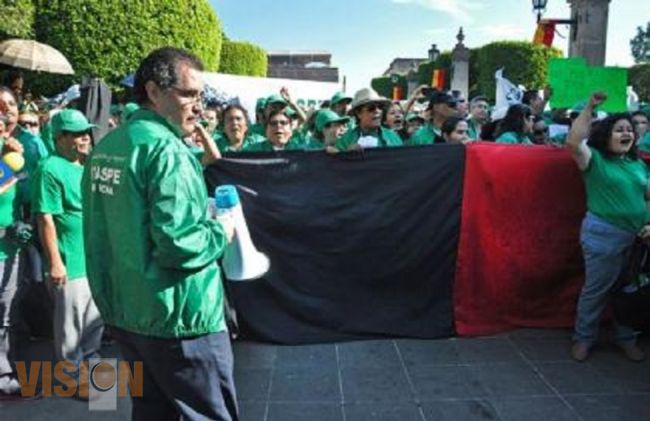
2, 328, 649, 420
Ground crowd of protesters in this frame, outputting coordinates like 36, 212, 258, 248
1, 46, 650, 421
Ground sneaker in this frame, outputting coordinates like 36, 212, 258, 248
618, 343, 646, 362
571, 342, 590, 362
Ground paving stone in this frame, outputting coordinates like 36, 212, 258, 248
269, 366, 340, 402
275, 344, 337, 369
266, 402, 342, 421
340, 366, 412, 402
395, 338, 461, 366
456, 337, 524, 364
233, 341, 277, 369
238, 401, 267, 421
409, 365, 486, 400
420, 399, 502, 421
337, 340, 401, 368
566, 394, 650, 421
344, 401, 424, 421
535, 361, 623, 395
470, 362, 554, 398
234, 368, 272, 401
491, 397, 578, 421
510, 338, 574, 362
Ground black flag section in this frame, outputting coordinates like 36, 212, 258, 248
205, 146, 464, 344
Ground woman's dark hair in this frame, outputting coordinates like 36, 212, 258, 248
441, 116, 465, 136
134, 47, 203, 105
480, 119, 500, 141
222, 104, 251, 126
631, 110, 648, 120
381, 101, 403, 127
495, 104, 532, 138
587, 113, 638, 159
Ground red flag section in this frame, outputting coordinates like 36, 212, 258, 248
533, 20, 556, 47
454, 143, 586, 336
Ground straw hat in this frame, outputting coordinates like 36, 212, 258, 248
349, 88, 390, 112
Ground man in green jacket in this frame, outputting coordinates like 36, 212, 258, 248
82, 47, 237, 420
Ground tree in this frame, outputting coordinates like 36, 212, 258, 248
219, 40, 267, 77
629, 63, 650, 102
0, 0, 35, 40
475, 41, 562, 102
29, 0, 222, 95
630, 22, 650, 64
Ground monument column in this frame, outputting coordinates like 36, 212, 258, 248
451, 27, 470, 99
567, 0, 611, 66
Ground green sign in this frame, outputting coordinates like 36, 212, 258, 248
547, 58, 628, 112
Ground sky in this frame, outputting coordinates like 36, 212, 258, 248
210, 0, 649, 93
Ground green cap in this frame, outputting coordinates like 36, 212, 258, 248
266, 94, 288, 106
51, 109, 96, 138
255, 98, 267, 111
315, 109, 350, 132
405, 112, 424, 122
122, 102, 140, 121
330, 91, 353, 106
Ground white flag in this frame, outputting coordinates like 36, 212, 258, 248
494, 68, 523, 118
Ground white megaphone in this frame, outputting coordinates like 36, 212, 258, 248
214, 185, 270, 281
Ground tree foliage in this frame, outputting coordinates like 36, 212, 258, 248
370, 75, 408, 100
27, 0, 222, 95
629, 63, 650, 103
630, 22, 650, 64
475, 41, 562, 102
0, 0, 35, 40
218, 40, 267, 77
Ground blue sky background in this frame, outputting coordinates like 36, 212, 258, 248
210, 0, 649, 93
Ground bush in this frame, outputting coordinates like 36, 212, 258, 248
0, 0, 35, 39
371, 75, 408, 99
629, 63, 650, 102
28, 0, 222, 96
475, 41, 562, 102
218, 40, 267, 77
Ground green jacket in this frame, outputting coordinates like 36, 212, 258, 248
214, 131, 265, 153
335, 126, 403, 150
82, 109, 228, 338
495, 131, 533, 145
406, 123, 442, 146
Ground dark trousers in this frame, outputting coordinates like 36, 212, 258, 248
111, 327, 239, 421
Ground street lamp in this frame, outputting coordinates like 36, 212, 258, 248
428, 44, 440, 63
532, 0, 548, 23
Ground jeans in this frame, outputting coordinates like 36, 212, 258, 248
111, 327, 239, 421
574, 212, 638, 346
0, 252, 21, 379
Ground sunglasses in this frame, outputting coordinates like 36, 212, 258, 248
268, 119, 290, 127
363, 103, 382, 113
20, 121, 39, 128
533, 128, 549, 135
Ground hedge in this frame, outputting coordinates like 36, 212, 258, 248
26, 0, 222, 96
0, 0, 35, 40
475, 41, 562, 102
218, 40, 267, 77
371, 75, 408, 99
629, 63, 650, 103
417, 51, 452, 88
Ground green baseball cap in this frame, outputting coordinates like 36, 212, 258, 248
405, 112, 424, 122
51, 109, 96, 138
315, 109, 350, 132
122, 102, 140, 121
266, 94, 288, 106
330, 91, 352, 106
255, 98, 267, 111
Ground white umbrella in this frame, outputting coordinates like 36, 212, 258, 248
0, 39, 74, 75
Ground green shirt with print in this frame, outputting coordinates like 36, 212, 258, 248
584, 147, 648, 232
32, 155, 86, 279
82, 108, 229, 338
335, 126, 403, 151
0, 184, 18, 261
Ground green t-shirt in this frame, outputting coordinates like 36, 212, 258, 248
335, 126, 403, 151
583, 147, 648, 232
495, 131, 533, 145
637, 132, 650, 153
0, 184, 18, 261
406, 123, 442, 146
246, 137, 305, 152
15, 126, 49, 205
32, 155, 86, 279
215, 132, 266, 153
248, 123, 265, 137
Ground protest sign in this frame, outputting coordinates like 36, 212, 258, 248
547, 58, 628, 112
